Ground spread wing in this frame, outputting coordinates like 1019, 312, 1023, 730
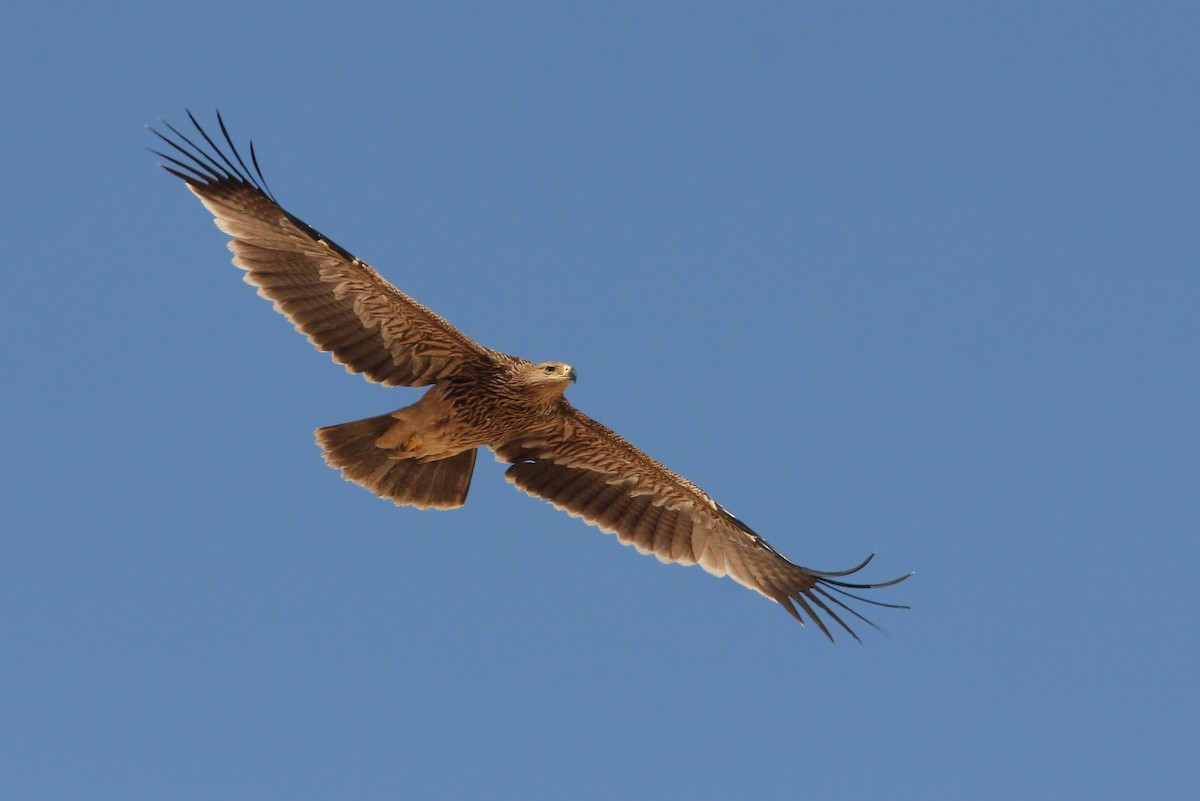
497, 406, 911, 641
150, 112, 495, 386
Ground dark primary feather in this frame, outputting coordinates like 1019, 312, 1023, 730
154, 111, 912, 641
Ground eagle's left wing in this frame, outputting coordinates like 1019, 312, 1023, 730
150, 112, 498, 387
496, 406, 911, 641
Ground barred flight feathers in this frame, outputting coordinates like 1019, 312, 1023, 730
153, 111, 912, 641
497, 408, 911, 642
149, 111, 494, 388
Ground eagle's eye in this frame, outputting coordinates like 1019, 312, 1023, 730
544, 365, 555, 374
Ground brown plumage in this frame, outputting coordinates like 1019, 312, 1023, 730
151, 111, 912, 641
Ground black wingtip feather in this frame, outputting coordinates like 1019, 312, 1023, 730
149, 147, 218, 185
160, 117, 233, 182
248, 139, 276, 200
778, 554, 913, 642
790, 594, 836, 642
213, 110, 261, 192
187, 109, 253, 186
149, 109, 276, 201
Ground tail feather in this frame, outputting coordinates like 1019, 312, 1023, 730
315, 412, 477, 510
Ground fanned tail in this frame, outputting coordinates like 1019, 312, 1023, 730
316, 413, 477, 510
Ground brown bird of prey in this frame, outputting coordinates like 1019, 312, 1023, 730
150, 112, 911, 641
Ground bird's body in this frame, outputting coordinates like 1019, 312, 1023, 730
151, 112, 910, 640
319, 359, 579, 509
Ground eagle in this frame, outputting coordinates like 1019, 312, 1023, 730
150, 112, 911, 641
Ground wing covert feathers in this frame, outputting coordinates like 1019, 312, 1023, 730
499, 407, 911, 642
150, 111, 494, 387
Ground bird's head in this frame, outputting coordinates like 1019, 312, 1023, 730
520, 361, 577, 400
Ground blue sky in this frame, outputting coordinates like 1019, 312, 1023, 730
3, 2, 1197, 799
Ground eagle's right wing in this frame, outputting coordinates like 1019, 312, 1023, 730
151, 112, 496, 387
497, 405, 911, 641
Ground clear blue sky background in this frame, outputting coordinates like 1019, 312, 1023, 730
3, 2, 1197, 799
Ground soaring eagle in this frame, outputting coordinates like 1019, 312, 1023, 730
151, 112, 911, 641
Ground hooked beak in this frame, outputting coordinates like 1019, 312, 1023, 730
566, 366, 578, 383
